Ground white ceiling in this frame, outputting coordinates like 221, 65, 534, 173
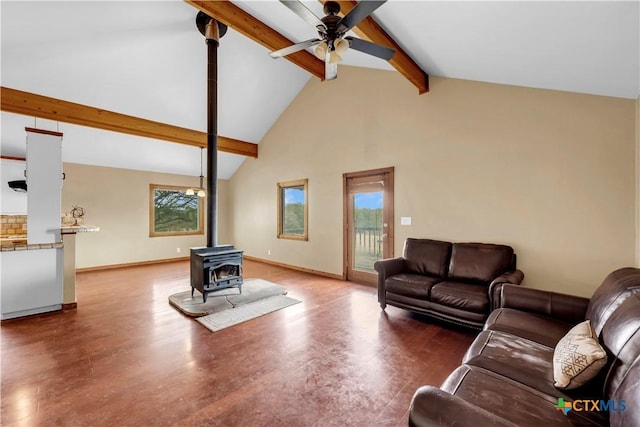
1, 1, 638, 179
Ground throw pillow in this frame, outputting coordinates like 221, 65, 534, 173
553, 320, 607, 389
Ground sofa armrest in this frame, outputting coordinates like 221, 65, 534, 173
488, 270, 524, 310
374, 257, 406, 308
374, 257, 406, 279
409, 386, 515, 427
499, 283, 589, 324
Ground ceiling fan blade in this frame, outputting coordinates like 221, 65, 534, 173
345, 36, 395, 61
337, 0, 386, 33
325, 51, 338, 80
280, 0, 325, 28
270, 38, 322, 58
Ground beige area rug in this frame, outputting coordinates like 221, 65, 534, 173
196, 295, 301, 332
168, 278, 290, 317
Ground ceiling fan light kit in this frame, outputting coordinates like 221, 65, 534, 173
271, 0, 395, 80
334, 38, 349, 56
313, 41, 328, 60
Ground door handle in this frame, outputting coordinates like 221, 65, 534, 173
382, 233, 388, 239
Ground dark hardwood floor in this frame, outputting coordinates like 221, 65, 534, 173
1, 259, 476, 426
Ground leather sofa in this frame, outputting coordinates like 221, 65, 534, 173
374, 238, 524, 329
409, 267, 640, 427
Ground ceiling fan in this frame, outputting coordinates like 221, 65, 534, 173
270, 0, 395, 80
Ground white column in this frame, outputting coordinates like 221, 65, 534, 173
26, 128, 63, 244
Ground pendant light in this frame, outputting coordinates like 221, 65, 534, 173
186, 148, 206, 198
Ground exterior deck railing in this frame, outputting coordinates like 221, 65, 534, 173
354, 226, 382, 257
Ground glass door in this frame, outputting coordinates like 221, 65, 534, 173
344, 168, 394, 285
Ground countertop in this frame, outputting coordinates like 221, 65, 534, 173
1, 224, 99, 251
61, 225, 100, 234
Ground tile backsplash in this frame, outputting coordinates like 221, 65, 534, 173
0, 215, 28, 238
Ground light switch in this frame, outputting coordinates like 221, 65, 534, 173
401, 216, 412, 226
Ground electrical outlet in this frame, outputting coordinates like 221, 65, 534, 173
268, 250, 271, 256
176, 247, 181, 253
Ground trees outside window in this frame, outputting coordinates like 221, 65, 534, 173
149, 184, 204, 237
277, 179, 308, 241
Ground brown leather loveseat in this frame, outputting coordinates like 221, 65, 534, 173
409, 267, 640, 427
374, 238, 524, 329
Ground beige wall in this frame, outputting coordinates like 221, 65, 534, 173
229, 68, 636, 298
62, 162, 229, 269
637, 95, 640, 266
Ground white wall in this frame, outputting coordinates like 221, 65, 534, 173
0, 159, 27, 214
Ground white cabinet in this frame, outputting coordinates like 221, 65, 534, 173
1, 248, 63, 320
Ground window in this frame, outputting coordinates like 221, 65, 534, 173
277, 179, 308, 241
149, 184, 204, 237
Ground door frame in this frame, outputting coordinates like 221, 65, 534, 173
342, 167, 394, 285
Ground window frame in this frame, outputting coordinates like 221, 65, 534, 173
149, 184, 204, 237
277, 178, 308, 241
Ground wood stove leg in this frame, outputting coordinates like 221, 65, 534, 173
203, 292, 208, 303
191, 287, 195, 298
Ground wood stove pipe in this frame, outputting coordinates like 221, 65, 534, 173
205, 18, 219, 248
197, 13, 227, 248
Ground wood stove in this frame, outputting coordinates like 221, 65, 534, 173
190, 245, 243, 302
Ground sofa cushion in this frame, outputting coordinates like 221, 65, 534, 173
464, 330, 554, 388
403, 238, 452, 278
448, 243, 514, 283
466, 330, 606, 400
439, 365, 608, 426
553, 320, 607, 390
385, 274, 441, 299
409, 386, 515, 427
430, 281, 489, 314
485, 308, 575, 347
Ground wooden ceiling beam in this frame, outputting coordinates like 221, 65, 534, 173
323, 0, 429, 94
185, 0, 325, 81
0, 87, 258, 158
1, 155, 26, 162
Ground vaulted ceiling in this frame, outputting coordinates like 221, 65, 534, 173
1, 1, 638, 179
